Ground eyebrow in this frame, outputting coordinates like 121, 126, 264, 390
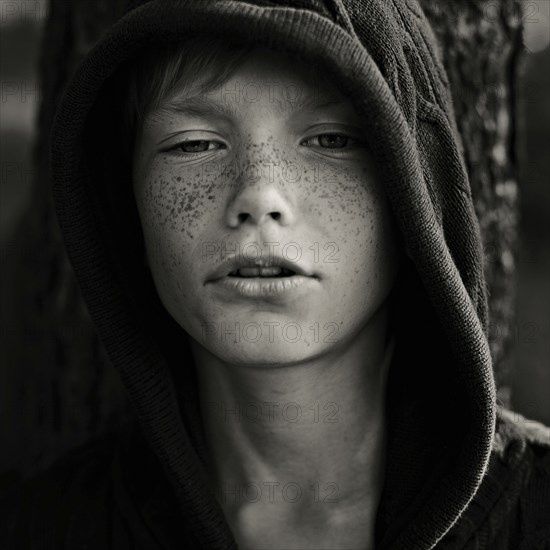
152, 92, 349, 120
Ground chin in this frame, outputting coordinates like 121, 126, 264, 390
182, 307, 349, 366
208, 340, 327, 368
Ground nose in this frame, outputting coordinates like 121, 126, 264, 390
225, 176, 296, 229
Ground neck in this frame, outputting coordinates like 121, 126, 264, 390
190, 303, 394, 548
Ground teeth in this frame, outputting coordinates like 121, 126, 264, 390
239, 266, 282, 277
228, 267, 296, 277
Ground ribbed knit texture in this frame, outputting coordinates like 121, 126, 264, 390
6, 0, 540, 548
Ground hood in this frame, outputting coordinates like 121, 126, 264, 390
50, 0, 496, 548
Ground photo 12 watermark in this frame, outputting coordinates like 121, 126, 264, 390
1, 80, 42, 104
201, 321, 340, 345
201, 241, 340, 265
195, 158, 344, 186
0, 1, 48, 25
205, 400, 340, 424
217, 480, 340, 505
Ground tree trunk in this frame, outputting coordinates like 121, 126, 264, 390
0, 0, 523, 477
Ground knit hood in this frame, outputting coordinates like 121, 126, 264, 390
50, 0, 496, 548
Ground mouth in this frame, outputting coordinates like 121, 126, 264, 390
206, 254, 319, 283
227, 266, 298, 278
206, 258, 320, 298
209, 271, 318, 298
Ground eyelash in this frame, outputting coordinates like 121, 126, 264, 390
301, 133, 361, 152
165, 133, 361, 157
166, 140, 225, 156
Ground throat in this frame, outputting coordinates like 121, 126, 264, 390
225, 499, 377, 550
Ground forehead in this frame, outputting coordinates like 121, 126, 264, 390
150, 46, 352, 120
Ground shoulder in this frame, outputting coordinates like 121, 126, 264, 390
493, 407, 550, 494
493, 406, 550, 495
0, 431, 123, 550
496, 407, 550, 449
490, 408, 550, 549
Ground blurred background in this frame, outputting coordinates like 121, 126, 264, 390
0, 0, 548, 477
0, 0, 45, 240
511, 0, 550, 426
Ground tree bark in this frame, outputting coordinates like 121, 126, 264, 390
0, 0, 523, 477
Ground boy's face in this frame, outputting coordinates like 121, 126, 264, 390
133, 46, 401, 365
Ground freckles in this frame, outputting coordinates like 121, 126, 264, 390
144, 175, 200, 242
144, 164, 224, 241
239, 135, 288, 190
309, 163, 376, 241
329, 164, 385, 288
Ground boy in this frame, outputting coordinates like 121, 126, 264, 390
128, 38, 401, 549
5, 0, 550, 549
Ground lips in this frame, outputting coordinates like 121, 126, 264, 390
206, 255, 317, 283
228, 266, 295, 277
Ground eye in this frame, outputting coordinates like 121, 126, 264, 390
166, 139, 226, 156
300, 133, 361, 152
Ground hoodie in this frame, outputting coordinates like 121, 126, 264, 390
3, 0, 550, 549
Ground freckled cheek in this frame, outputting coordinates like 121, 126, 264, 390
308, 168, 393, 280
306, 170, 377, 231
136, 181, 203, 289
140, 165, 221, 237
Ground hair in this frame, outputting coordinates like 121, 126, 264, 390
116, 35, 257, 170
